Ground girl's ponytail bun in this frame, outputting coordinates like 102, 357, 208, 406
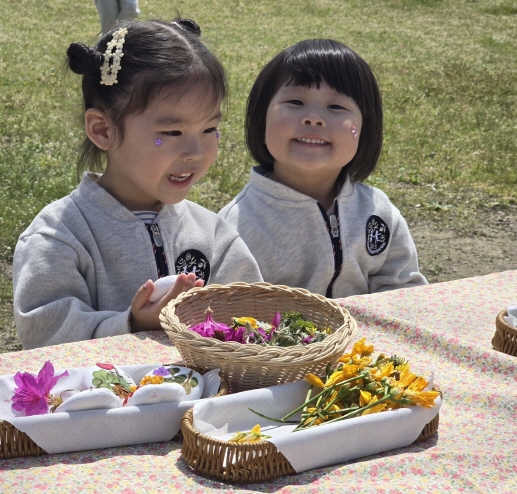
173, 18, 201, 36
67, 42, 103, 75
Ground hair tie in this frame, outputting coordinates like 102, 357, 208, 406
100, 27, 128, 86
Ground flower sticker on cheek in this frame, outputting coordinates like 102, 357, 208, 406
155, 138, 163, 147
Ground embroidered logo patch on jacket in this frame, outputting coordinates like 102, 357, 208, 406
175, 249, 211, 283
366, 215, 390, 256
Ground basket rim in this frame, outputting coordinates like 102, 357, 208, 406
160, 282, 357, 358
496, 310, 517, 334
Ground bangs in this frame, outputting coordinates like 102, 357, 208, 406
276, 40, 366, 101
124, 62, 226, 118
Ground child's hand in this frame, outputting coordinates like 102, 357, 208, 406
129, 273, 204, 333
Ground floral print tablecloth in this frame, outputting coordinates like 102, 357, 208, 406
1, 271, 516, 493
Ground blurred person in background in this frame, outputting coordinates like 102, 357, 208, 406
95, 0, 140, 34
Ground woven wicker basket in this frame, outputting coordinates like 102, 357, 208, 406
180, 394, 441, 483
493, 310, 517, 357
0, 373, 228, 460
160, 282, 358, 393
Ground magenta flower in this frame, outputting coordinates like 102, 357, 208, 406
11, 361, 69, 416
189, 308, 232, 338
272, 311, 281, 328
230, 326, 245, 343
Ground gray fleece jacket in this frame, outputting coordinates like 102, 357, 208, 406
219, 167, 427, 298
13, 173, 262, 349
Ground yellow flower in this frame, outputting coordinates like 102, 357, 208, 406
354, 355, 373, 368
351, 338, 375, 357
361, 396, 388, 415
370, 362, 394, 381
408, 376, 429, 392
303, 416, 323, 426
250, 424, 261, 434
338, 353, 353, 364
402, 389, 440, 408
129, 385, 138, 392
229, 424, 271, 443
395, 367, 418, 388
325, 365, 359, 388
305, 373, 325, 388
359, 390, 373, 406
140, 375, 164, 386
232, 316, 258, 328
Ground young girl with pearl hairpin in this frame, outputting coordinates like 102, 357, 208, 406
219, 39, 427, 298
13, 19, 262, 349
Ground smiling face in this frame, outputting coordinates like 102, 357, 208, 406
264, 83, 362, 190
97, 88, 222, 211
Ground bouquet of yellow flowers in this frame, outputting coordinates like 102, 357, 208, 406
247, 338, 440, 432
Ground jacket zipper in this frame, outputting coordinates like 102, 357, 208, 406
317, 201, 343, 298
148, 223, 169, 278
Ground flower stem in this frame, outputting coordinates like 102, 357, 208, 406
248, 408, 298, 424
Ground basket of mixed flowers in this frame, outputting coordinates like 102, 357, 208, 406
160, 282, 358, 392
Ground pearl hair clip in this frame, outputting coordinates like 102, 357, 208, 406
100, 27, 128, 86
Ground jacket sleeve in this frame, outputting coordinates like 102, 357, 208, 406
13, 232, 131, 349
208, 231, 263, 285
368, 211, 428, 293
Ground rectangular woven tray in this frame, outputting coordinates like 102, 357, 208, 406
0, 375, 228, 460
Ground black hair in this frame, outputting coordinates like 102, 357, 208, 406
66, 18, 227, 174
245, 39, 382, 182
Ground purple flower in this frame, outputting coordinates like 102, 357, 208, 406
302, 335, 314, 344
11, 361, 69, 416
189, 308, 232, 338
152, 367, 170, 377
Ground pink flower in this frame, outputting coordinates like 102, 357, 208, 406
189, 308, 232, 338
96, 363, 115, 370
11, 361, 69, 416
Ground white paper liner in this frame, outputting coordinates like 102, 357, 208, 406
504, 304, 517, 328
192, 380, 441, 473
0, 364, 221, 454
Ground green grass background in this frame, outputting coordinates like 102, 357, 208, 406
1, 0, 516, 321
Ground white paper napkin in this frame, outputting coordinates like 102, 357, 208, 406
504, 304, 517, 328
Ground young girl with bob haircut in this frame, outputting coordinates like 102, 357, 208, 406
220, 39, 427, 298
13, 19, 262, 349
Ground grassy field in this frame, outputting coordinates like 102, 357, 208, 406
1, 0, 516, 351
